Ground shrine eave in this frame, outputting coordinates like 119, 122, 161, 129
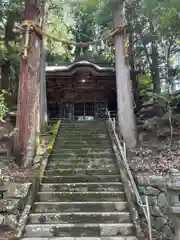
46, 61, 115, 73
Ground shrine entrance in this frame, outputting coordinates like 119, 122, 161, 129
74, 103, 94, 118
46, 61, 116, 120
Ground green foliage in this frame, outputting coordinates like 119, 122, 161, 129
47, 120, 61, 153
48, 121, 61, 135
0, 90, 8, 120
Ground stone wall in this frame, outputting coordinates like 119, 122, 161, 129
136, 174, 173, 239
0, 183, 31, 230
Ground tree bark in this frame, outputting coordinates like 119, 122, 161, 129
126, 2, 140, 111
151, 42, 160, 94
13, 0, 45, 166
40, 38, 48, 130
113, 2, 137, 149
149, 20, 160, 94
40, 3, 48, 131
1, 0, 14, 95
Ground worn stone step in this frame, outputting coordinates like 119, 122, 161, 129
37, 192, 125, 202
57, 134, 108, 137
56, 136, 108, 140
53, 144, 112, 149
49, 155, 114, 160
28, 212, 131, 224
58, 128, 106, 132
54, 140, 111, 144
52, 148, 113, 153
57, 133, 107, 136
51, 150, 113, 156
32, 202, 128, 213
24, 223, 134, 237
46, 163, 116, 170
53, 142, 111, 147
49, 157, 115, 164
40, 183, 123, 192
48, 158, 115, 165
44, 168, 118, 176
42, 175, 121, 183
50, 151, 113, 156
21, 237, 138, 240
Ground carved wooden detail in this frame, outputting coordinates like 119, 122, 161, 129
46, 65, 116, 118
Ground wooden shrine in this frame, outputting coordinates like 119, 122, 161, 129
46, 61, 117, 120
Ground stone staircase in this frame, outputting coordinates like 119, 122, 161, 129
21, 120, 138, 240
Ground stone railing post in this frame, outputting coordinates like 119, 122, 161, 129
168, 169, 180, 240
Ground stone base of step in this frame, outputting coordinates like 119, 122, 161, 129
40, 183, 123, 192
53, 145, 112, 150
28, 212, 130, 224
32, 201, 128, 213
21, 236, 138, 240
47, 158, 116, 165
24, 223, 134, 237
42, 175, 121, 183
44, 168, 118, 176
49, 152, 114, 158
46, 163, 116, 170
53, 141, 111, 145
55, 138, 109, 141
37, 191, 125, 202
52, 148, 113, 153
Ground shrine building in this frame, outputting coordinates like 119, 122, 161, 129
46, 61, 117, 120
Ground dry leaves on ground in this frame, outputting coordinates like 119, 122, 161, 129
130, 127, 180, 175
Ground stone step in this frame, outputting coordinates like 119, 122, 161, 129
24, 223, 134, 237
44, 168, 118, 176
42, 175, 121, 183
56, 136, 108, 140
46, 163, 116, 170
21, 237, 138, 240
49, 156, 115, 162
58, 128, 106, 132
40, 183, 123, 192
47, 159, 116, 167
54, 140, 111, 144
28, 212, 131, 224
32, 201, 128, 213
57, 134, 108, 137
51, 150, 113, 156
53, 144, 112, 149
37, 192, 125, 202
53, 142, 111, 147
52, 148, 113, 153
50, 151, 114, 156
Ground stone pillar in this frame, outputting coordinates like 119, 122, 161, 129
168, 169, 180, 240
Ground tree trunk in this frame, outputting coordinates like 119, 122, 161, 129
1, 61, 10, 91
13, 0, 44, 166
40, 4, 47, 131
40, 38, 47, 131
113, 2, 137, 149
1, 0, 14, 96
151, 42, 160, 94
126, 5, 140, 111
149, 21, 160, 94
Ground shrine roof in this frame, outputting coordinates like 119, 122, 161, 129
46, 61, 115, 73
